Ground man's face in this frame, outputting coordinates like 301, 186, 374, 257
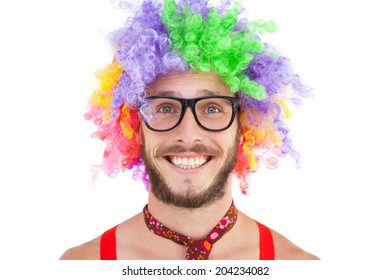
141, 70, 240, 209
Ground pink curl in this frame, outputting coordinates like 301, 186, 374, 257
90, 106, 142, 177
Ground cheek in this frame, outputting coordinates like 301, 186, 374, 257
140, 125, 153, 154
216, 132, 238, 155
140, 124, 165, 156
229, 122, 240, 144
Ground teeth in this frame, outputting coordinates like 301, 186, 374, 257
170, 156, 208, 170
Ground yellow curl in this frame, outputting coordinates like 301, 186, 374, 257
90, 90, 112, 107
275, 96, 291, 119
90, 61, 124, 121
96, 60, 123, 92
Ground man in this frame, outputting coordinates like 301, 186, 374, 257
61, 0, 318, 260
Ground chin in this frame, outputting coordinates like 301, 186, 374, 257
151, 175, 228, 209
169, 181, 213, 197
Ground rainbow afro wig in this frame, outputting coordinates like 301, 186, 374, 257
84, 0, 313, 194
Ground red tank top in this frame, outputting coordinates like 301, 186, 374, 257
100, 221, 275, 260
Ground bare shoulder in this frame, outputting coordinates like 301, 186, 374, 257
271, 229, 320, 260
59, 213, 144, 260
59, 237, 101, 260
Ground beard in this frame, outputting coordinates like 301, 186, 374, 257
141, 133, 240, 209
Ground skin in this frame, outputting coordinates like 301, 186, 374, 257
60, 70, 319, 260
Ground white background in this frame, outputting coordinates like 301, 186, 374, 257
1, 0, 389, 278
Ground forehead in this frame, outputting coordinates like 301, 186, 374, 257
147, 70, 233, 97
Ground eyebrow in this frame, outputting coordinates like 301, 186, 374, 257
197, 89, 222, 97
154, 91, 177, 97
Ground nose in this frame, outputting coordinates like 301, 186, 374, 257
173, 107, 204, 144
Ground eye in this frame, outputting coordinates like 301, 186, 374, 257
155, 104, 177, 114
158, 105, 174, 114
205, 106, 220, 114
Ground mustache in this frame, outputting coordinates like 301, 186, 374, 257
155, 145, 222, 157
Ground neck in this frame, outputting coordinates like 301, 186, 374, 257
147, 188, 233, 240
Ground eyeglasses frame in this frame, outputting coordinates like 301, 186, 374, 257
141, 95, 241, 132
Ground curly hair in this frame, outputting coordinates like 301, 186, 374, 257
84, 0, 313, 194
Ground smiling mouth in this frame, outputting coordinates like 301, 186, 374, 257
165, 155, 211, 170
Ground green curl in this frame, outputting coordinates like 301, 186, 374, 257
162, 0, 276, 100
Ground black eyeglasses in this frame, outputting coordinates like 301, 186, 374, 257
141, 96, 241, 132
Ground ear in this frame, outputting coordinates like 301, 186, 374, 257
239, 133, 244, 145
138, 121, 144, 144
237, 116, 244, 145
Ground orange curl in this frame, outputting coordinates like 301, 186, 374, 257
120, 106, 135, 139
243, 129, 258, 171
118, 106, 142, 170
